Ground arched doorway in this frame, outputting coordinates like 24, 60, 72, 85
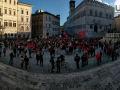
0, 31, 2, 39
94, 24, 98, 32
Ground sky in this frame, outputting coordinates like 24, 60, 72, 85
18, 0, 119, 26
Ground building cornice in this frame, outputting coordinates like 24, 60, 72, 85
32, 12, 60, 19
17, 2, 33, 7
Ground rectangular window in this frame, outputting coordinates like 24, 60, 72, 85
40, 25, 42, 30
21, 10, 23, 14
4, 22, 7, 26
26, 18, 28, 22
90, 25, 93, 29
0, 8, 1, 14
9, 10, 11, 15
14, 0, 16, 5
26, 11, 28, 15
21, 17, 23, 22
46, 24, 47, 27
14, 11, 15, 16
10, 0, 11, 4
5, 9, 7, 14
9, 22, 12, 27
0, 21, 1, 26
49, 24, 51, 28
40, 19, 42, 22
13, 23, 16, 27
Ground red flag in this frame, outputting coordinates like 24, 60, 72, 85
63, 32, 68, 37
77, 30, 86, 39
24, 42, 29, 51
54, 49, 57, 51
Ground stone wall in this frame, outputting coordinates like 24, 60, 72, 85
0, 59, 120, 90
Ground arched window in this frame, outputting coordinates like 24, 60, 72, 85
99, 12, 102, 17
106, 13, 108, 18
90, 10, 93, 16
21, 26, 24, 30
26, 26, 29, 31
95, 11, 98, 16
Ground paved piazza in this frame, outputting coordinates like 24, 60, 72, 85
0, 43, 118, 74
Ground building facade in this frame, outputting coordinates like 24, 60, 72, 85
17, 2, 33, 38
0, 0, 33, 39
64, 0, 114, 37
114, 15, 120, 33
32, 10, 60, 38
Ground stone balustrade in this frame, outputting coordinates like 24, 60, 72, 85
0, 59, 120, 90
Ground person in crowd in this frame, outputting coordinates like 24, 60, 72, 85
24, 56, 29, 69
99, 50, 102, 63
74, 54, 80, 69
96, 52, 100, 65
85, 53, 89, 65
36, 53, 39, 65
13, 47, 16, 57
59, 53, 65, 68
115, 48, 119, 60
9, 51, 14, 65
35, 47, 38, 55
81, 54, 86, 67
49, 57, 55, 73
56, 57, 60, 73
29, 46, 32, 58
39, 51, 44, 66
0, 45, 2, 57
3, 47, 6, 58
20, 56, 24, 68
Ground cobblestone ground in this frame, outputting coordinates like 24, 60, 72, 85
0, 42, 119, 74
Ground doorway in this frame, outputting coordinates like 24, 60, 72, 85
94, 24, 98, 32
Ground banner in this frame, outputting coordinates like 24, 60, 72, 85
77, 30, 86, 39
63, 32, 68, 37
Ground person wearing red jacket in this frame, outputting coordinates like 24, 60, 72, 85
35, 48, 38, 55
96, 52, 100, 65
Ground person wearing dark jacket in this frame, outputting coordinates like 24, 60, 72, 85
74, 54, 80, 69
59, 54, 65, 68
56, 57, 60, 73
9, 51, 14, 65
39, 51, 44, 66
13, 47, 16, 57
81, 54, 86, 67
49, 57, 55, 72
99, 50, 102, 63
24, 56, 29, 69
36, 53, 39, 65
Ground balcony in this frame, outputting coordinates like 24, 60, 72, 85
0, 13, 3, 16
0, 26, 6, 29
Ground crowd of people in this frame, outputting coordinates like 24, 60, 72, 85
0, 36, 120, 73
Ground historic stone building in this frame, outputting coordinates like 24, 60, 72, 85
32, 9, 60, 38
17, 2, 33, 38
0, 0, 33, 39
114, 15, 120, 33
64, 0, 114, 37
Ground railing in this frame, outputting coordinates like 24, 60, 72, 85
0, 26, 6, 29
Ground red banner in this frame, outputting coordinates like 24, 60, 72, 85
77, 30, 86, 39
63, 32, 68, 37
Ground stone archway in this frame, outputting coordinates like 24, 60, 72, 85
94, 24, 98, 32
0, 31, 2, 39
